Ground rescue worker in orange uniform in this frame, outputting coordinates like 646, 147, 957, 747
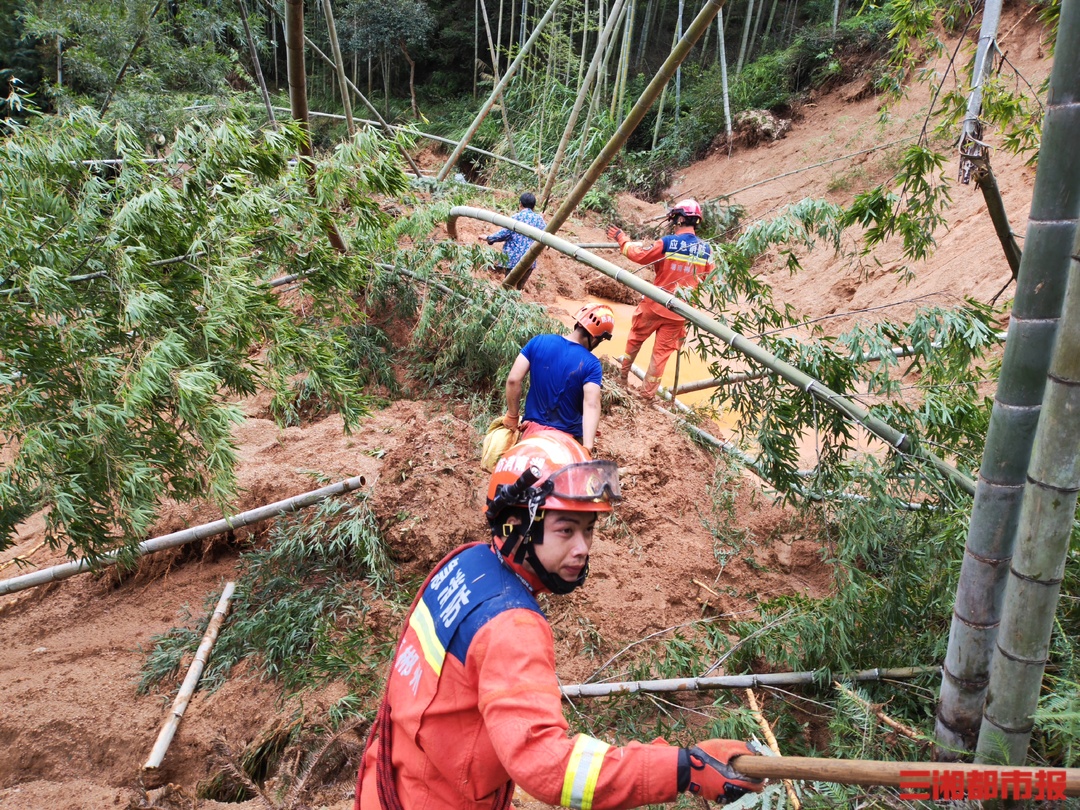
606, 199, 715, 399
353, 432, 763, 810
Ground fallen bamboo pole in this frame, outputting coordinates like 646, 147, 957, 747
0, 541, 46, 572
746, 689, 800, 809
448, 207, 977, 495
728, 756, 1080, 798
559, 665, 938, 698
144, 581, 237, 770
0, 476, 366, 596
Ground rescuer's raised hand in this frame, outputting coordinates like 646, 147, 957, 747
605, 225, 626, 245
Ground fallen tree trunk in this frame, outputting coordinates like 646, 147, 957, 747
144, 581, 237, 770
0, 476, 366, 596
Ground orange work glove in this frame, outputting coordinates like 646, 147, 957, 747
679, 740, 763, 804
501, 412, 520, 430
605, 225, 626, 245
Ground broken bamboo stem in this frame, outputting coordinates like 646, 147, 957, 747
558, 665, 938, 698
0, 476, 366, 596
746, 689, 800, 809
144, 581, 237, 770
834, 680, 924, 742
0, 541, 46, 572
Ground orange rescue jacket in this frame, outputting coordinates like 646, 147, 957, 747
618, 227, 714, 321
355, 543, 680, 810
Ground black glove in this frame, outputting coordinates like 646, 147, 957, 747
678, 740, 764, 804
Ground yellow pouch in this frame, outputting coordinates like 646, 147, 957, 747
481, 418, 520, 472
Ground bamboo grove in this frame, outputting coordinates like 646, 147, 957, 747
2, 0, 1079, 803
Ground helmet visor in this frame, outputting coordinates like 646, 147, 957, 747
547, 461, 622, 503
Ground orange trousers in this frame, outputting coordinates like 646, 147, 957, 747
619, 308, 687, 398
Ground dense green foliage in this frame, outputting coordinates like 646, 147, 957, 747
0, 109, 408, 558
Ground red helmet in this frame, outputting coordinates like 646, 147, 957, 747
486, 432, 619, 515
486, 432, 621, 594
573, 303, 615, 341
670, 198, 703, 222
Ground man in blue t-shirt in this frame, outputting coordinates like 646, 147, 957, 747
502, 304, 615, 453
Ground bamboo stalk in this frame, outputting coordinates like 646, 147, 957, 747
237, 0, 277, 127
0, 477, 366, 596
559, 666, 938, 698
938, 0, 1080, 758
503, 0, 727, 287
976, 165, 1080, 765
972, 156, 1022, 279
320, 0, 354, 136
450, 207, 977, 494
144, 582, 237, 770
727, 756, 1080, 797
746, 689, 800, 809
834, 681, 923, 741
436, 0, 563, 182
539, 0, 628, 208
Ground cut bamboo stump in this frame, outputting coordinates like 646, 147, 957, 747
144, 582, 236, 770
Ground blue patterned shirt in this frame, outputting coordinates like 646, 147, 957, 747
487, 208, 547, 269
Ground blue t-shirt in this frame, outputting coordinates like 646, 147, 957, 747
520, 334, 603, 439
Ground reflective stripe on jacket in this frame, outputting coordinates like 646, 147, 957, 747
620, 227, 714, 321
355, 543, 681, 810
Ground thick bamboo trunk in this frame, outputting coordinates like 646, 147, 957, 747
256, 0, 423, 177
436, 0, 562, 181
144, 582, 237, 770
936, 0, 1080, 758
284, 0, 347, 253
238, 0, 277, 127
456, 206, 977, 495
717, 8, 732, 146
975, 213, 1080, 765
321, 0, 354, 134
540, 0, 628, 207
0, 477, 366, 596
505, 0, 728, 287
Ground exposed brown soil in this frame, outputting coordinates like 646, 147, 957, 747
0, 9, 1053, 810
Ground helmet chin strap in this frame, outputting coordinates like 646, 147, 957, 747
492, 506, 589, 594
